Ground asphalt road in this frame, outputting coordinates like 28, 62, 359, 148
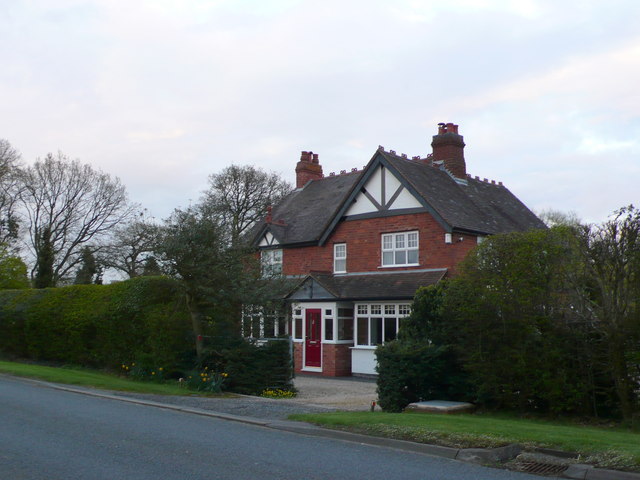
0, 376, 541, 480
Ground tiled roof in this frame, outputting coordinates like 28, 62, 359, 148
252, 149, 544, 246
285, 269, 447, 301
381, 151, 546, 234
253, 172, 359, 245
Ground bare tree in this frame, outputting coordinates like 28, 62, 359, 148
202, 165, 292, 245
18, 152, 133, 287
100, 210, 160, 279
0, 139, 24, 247
538, 208, 581, 228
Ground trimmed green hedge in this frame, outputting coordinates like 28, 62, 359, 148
0, 277, 295, 394
0, 277, 193, 369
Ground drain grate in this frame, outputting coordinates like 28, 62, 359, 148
511, 461, 569, 476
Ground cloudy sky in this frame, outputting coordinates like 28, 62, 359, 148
1, 0, 639, 224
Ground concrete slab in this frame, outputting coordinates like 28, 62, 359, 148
405, 400, 475, 414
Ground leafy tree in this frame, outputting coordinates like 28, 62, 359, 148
0, 245, 29, 289
141, 256, 162, 276
156, 206, 262, 358
443, 226, 603, 414
0, 139, 23, 247
573, 205, 640, 420
203, 165, 292, 245
74, 246, 102, 285
18, 152, 133, 287
398, 283, 449, 344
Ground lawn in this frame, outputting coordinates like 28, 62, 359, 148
0, 360, 193, 395
290, 411, 640, 470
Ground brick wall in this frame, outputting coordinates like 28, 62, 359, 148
282, 212, 477, 276
293, 341, 353, 376
322, 343, 353, 376
293, 342, 303, 373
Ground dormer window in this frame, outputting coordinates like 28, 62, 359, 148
261, 248, 282, 277
381, 231, 419, 267
334, 243, 347, 273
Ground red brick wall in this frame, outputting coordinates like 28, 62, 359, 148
322, 343, 353, 377
293, 342, 303, 374
293, 342, 353, 377
282, 213, 477, 276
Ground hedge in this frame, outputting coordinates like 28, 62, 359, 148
375, 341, 472, 412
0, 276, 193, 369
0, 277, 295, 395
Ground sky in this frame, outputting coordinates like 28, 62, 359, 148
1, 0, 639, 224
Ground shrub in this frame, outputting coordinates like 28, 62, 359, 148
201, 338, 294, 395
376, 341, 471, 412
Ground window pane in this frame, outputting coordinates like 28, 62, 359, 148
384, 318, 397, 342
338, 308, 353, 317
407, 249, 418, 264
325, 317, 334, 341
335, 244, 346, 257
371, 304, 381, 314
407, 232, 418, 247
395, 234, 405, 248
385, 305, 396, 315
395, 250, 406, 264
357, 317, 369, 345
294, 317, 303, 340
338, 318, 353, 340
357, 305, 368, 315
382, 235, 393, 249
371, 318, 383, 345
382, 251, 393, 265
335, 258, 346, 272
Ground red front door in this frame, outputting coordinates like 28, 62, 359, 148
304, 309, 322, 368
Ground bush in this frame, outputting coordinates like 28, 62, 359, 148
0, 276, 192, 369
375, 341, 471, 412
200, 337, 294, 395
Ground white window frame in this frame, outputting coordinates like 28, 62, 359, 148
261, 248, 282, 277
354, 302, 412, 347
333, 243, 347, 273
381, 231, 419, 267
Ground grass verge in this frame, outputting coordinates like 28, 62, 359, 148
289, 411, 640, 471
0, 360, 195, 396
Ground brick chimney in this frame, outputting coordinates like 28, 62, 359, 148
295, 151, 323, 188
431, 122, 466, 178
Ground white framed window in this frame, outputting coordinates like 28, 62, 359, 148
261, 248, 282, 277
381, 231, 419, 267
355, 303, 412, 347
334, 243, 347, 273
292, 307, 303, 341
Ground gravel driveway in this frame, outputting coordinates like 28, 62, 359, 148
110, 375, 379, 420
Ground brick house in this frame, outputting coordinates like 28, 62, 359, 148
249, 123, 545, 376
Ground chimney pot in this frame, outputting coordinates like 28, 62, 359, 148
431, 122, 466, 178
266, 205, 273, 224
295, 149, 323, 188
